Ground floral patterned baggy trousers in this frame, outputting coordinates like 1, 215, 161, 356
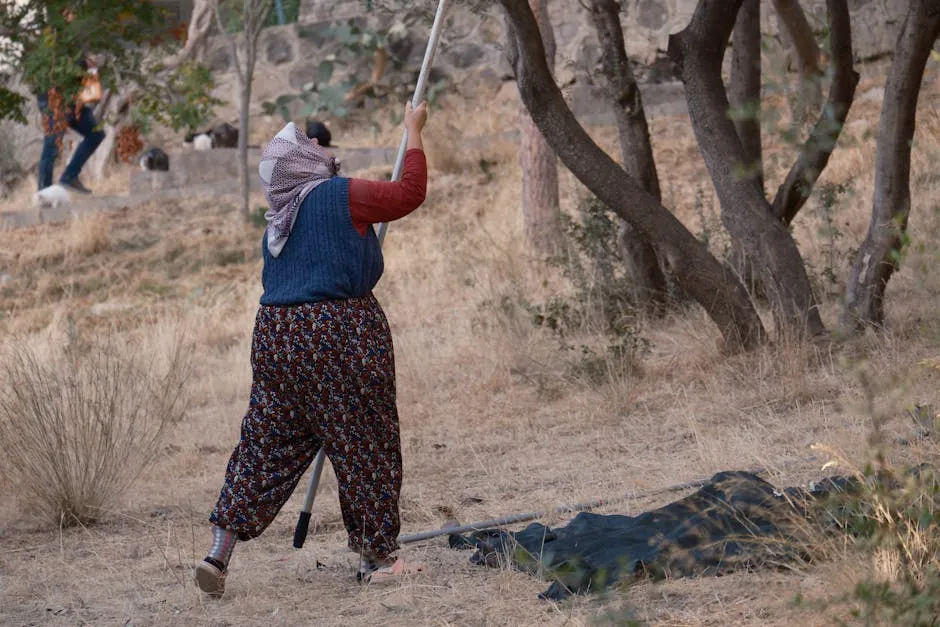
210, 293, 402, 559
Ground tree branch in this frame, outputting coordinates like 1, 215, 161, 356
214, 1, 246, 86
771, 0, 822, 78
772, 0, 858, 225
163, 0, 216, 70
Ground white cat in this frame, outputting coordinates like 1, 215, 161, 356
32, 184, 72, 209
192, 134, 213, 151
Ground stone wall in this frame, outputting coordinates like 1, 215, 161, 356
2, 0, 913, 197
201, 0, 909, 129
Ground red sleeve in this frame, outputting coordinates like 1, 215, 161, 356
349, 149, 427, 236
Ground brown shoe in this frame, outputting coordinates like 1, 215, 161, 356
195, 558, 226, 597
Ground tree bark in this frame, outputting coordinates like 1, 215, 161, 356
841, 1, 940, 332
163, 0, 216, 70
519, 0, 562, 256
772, 0, 858, 226
727, 0, 764, 298
729, 0, 763, 191
668, 0, 826, 339
500, 0, 767, 351
771, 0, 821, 78
771, 0, 823, 112
586, 0, 668, 312
238, 71, 252, 221
217, 0, 271, 221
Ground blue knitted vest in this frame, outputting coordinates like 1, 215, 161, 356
260, 177, 384, 305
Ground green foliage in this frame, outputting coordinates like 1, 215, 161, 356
0, 85, 28, 125
263, 14, 451, 125
525, 195, 648, 383
217, 0, 297, 31
262, 56, 351, 120
820, 463, 940, 625
3, 1, 165, 109
0, 1, 218, 132
809, 181, 853, 294
850, 574, 940, 627
134, 61, 224, 133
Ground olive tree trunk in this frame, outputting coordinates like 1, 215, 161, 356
585, 0, 667, 312
771, 0, 823, 112
729, 0, 763, 191
841, 1, 940, 332
667, 0, 826, 339
519, 0, 562, 255
499, 0, 767, 351
772, 0, 858, 226
727, 0, 764, 295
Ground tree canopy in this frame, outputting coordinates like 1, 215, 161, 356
0, 0, 215, 131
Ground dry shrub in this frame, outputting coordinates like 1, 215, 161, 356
807, 432, 940, 623
0, 331, 191, 526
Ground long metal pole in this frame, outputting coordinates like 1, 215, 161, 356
398, 476, 713, 545
376, 0, 451, 245
293, 0, 452, 550
397, 457, 819, 545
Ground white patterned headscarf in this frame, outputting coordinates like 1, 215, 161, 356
259, 122, 341, 257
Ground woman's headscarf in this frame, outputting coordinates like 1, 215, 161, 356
259, 122, 341, 257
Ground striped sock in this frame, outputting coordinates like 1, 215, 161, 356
206, 525, 238, 568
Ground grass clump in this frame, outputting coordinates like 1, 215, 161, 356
0, 331, 191, 526
808, 428, 940, 625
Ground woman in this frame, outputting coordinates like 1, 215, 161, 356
196, 101, 429, 596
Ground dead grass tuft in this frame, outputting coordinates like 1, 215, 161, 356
66, 211, 111, 258
0, 328, 192, 526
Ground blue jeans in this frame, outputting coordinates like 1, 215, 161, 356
36, 94, 106, 190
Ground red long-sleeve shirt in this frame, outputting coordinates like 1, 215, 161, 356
348, 149, 427, 237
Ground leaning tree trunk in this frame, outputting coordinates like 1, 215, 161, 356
164, 0, 215, 67
519, 0, 562, 255
668, 0, 826, 339
772, 0, 858, 226
586, 0, 668, 313
841, 1, 940, 333
500, 0, 767, 352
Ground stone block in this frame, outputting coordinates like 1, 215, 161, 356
265, 32, 295, 65
129, 148, 263, 194
208, 44, 232, 73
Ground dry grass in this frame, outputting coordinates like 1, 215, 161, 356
0, 328, 192, 526
0, 60, 939, 625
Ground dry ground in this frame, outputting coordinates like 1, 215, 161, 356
1, 59, 939, 626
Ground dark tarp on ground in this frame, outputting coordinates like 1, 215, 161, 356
448, 471, 854, 601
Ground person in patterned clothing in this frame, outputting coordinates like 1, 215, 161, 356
196, 101, 429, 596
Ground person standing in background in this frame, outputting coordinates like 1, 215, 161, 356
35, 7, 104, 195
